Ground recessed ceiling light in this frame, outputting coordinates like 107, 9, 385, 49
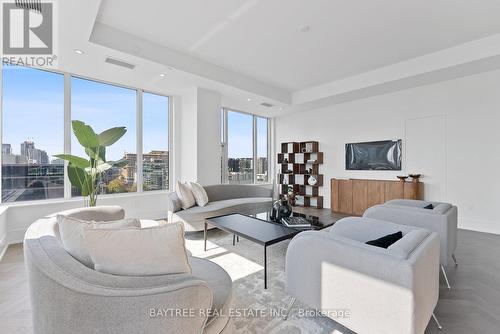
247, 98, 252, 101
160, 73, 166, 77
74, 49, 84, 55
278, 107, 283, 111
299, 25, 310, 33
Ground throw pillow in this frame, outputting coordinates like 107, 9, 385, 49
190, 182, 209, 207
366, 231, 403, 249
57, 215, 141, 268
83, 222, 192, 276
423, 203, 434, 209
176, 181, 196, 210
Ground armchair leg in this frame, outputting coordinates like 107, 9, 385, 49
452, 254, 458, 266
441, 266, 451, 290
283, 297, 296, 320
432, 313, 443, 330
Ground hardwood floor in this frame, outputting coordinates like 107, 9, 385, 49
1, 210, 500, 333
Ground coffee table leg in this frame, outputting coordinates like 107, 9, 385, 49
233, 234, 235, 246
264, 245, 267, 289
204, 222, 207, 251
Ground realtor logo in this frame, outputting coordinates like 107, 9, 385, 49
3, 1, 53, 54
2, 0, 57, 67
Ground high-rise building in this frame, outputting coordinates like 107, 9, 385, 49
20, 140, 49, 164
20, 140, 35, 157
2, 143, 12, 155
119, 151, 169, 190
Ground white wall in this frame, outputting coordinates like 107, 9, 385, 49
275, 69, 500, 235
177, 87, 222, 185
197, 88, 222, 185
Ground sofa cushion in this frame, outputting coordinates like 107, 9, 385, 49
175, 197, 272, 222
57, 215, 141, 268
83, 222, 191, 276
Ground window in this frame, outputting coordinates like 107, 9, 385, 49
221, 109, 270, 184
256, 117, 269, 183
0, 64, 172, 204
1, 66, 64, 202
71, 77, 137, 195
142, 93, 169, 191
227, 111, 254, 184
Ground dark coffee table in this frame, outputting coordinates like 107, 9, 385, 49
204, 211, 337, 289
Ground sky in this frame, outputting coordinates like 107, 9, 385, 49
227, 110, 268, 158
2, 65, 267, 162
2, 66, 169, 162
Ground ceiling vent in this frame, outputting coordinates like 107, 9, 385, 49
104, 57, 135, 70
261, 102, 274, 108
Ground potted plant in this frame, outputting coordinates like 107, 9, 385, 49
54, 120, 128, 207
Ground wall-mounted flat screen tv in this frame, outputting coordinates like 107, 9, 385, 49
346, 139, 402, 170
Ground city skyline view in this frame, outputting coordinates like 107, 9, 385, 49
1, 65, 171, 202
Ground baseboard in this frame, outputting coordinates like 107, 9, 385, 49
459, 217, 500, 235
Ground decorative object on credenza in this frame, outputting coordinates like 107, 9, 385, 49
409, 174, 422, 183
270, 198, 293, 222
308, 175, 318, 186
397, 175, 409, 182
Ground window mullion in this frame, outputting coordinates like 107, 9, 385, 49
136, 90, 143, 193
253, 115, 257, 184
63, 73, 71, 199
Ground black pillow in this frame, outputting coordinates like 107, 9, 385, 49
423, 203, 434, 209
366, 231, 403, 249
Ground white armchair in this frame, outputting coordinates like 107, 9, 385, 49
285, 217, 441, 334
363, 199, 458, 289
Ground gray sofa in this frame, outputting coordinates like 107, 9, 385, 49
286, 217, 441, 334
168, 184, 273, 232
364, 199, 458, 289
24, 206, 234, 334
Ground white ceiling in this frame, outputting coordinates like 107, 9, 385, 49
26, 0, 500, 117
96, 0, 500, 91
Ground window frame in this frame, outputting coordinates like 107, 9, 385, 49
0, 64, 172, 205
221, 108, 271, 185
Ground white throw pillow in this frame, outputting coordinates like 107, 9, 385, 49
176, 181, 196, 209
83, 222, 192, 276
190, 182, 209, 207
57, 215, 141, 268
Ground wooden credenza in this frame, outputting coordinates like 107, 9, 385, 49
331, 178, 423, 215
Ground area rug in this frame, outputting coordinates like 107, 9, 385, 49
185, 229, 354, 334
